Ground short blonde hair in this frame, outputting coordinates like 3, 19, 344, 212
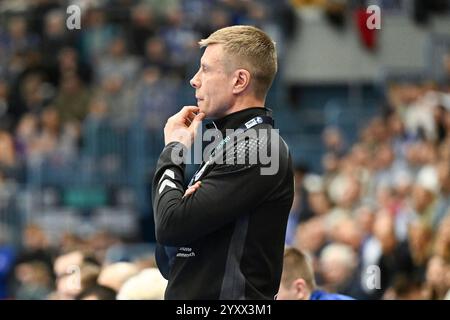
199, 25, 277, 99
282, 247, 316, 290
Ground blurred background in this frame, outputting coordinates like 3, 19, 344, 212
0, 0, 449, 300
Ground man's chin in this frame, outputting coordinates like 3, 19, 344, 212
198, 106, 209, 118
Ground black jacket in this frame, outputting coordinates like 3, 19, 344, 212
152, 107, 294, 299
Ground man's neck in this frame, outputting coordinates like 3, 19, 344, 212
224, 96, 265, 116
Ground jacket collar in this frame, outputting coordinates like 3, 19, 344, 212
205, 107, 272, 133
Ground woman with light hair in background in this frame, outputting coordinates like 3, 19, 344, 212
97, 262, 140, 293
117, 268, 167, 300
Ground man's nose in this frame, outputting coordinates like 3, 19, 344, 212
190, 71, 200, 89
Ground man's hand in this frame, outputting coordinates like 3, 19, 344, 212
183, 181, 201, 198
164, 106, 205, 148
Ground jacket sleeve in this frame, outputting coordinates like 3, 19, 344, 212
152, 141, 284, 246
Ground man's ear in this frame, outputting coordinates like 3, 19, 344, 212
232, 69, 251, 95
292, 278, 309, 300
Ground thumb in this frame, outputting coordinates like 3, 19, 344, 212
191, 112, 205, 131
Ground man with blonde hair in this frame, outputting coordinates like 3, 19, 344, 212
152, 25, 294, 299
277, 247, 354, 300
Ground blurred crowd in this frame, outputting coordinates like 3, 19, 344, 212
0, 0, 294, 300
0, 0, 293, 187
1, 0, 450, 300
286, 79, 450, 300
1, 223, 167, 299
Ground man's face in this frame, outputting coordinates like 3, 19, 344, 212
190, 44, 235, 118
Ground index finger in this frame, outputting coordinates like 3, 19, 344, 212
178, 106, 200, 117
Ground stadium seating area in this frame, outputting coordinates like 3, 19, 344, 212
0, 0, 449, 300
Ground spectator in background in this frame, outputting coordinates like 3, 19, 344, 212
27, 107, 61, 161
404, 87, 440, 141
95, 35, 140, 87
20, 105, 80, 164
53, 262, 100, 300
383, 274, 424, 300
134, 66, 179, 131
116, 268, 167, 300
14, 72, 50, 120
330, 216, 363, 253
434, 213, 450, 261
160, 7, 200, 78
75, 284, 116, 300
423, 255, 450, 300
294, 216, 327, 260
13, 224, 54, 270
87, 231, 121, 265
354, 203, 377, 240
79, 8, 118, 65
141, 0, 180, 19
322, 126, 346, 157
142, 36, 172, 74
373, 212, 414, 299
321, 152, 340, 187
356, 203, 383, 300
9, 224, 55, 298
27, 0, 61, 38
327, 173, 362, 214
55, 47, 92, 87
371, 143, 397, 191
399, 165, 439, 235
318, 243, 362, 298
240, 2, 284, 59
285, 164, 313, 245
387, 111, 412, 160
199, 7, 231, 40
51, 250, 101, 300
127, 4, 157, 56
14, 261, 53, 300
40, 10, 74, 63
407, 220, 432, 283
0, 15, 39, 79
307, 189, 331, 218
53, 72, 91, 124
98, 72, 136, 127
348, 143, 372, 187
97, 262, 140, 292
277, 247, 354, 300
0, 0, 448, 301
390, 169, 413, 220
14, 113, 38, 162
59, 233, 86, 255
